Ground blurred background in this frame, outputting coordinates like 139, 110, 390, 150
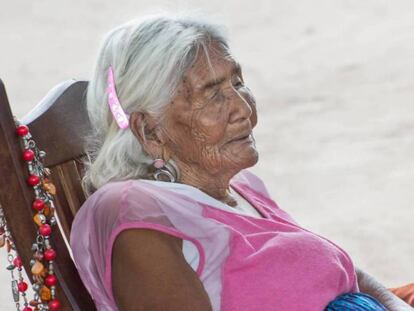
1, 0, 413, 309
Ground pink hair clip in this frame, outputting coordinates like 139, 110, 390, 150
107, 66, 130, 129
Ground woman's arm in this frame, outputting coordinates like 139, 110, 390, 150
356, 267, 413, 310
112, 228, 213, 311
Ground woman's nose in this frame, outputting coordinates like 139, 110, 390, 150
229, 90, 252, 124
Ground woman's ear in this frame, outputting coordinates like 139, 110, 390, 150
129, 111, 164, 157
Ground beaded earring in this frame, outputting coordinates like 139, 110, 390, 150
152, 158, 180, 183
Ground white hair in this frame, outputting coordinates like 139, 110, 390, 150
82, 12, 229, 196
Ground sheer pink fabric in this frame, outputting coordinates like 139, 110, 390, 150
70, 170, 358, 310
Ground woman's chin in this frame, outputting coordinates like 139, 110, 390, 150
238, 148, 259, 170
248, 150, 259, 167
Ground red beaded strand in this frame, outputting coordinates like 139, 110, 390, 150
0, 120, 61, 310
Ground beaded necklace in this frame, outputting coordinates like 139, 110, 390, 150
0, 120, 60, 311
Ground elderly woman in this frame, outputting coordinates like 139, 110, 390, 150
69, 13, 413, 311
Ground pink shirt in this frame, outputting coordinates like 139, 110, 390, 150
70, 169, 358, 311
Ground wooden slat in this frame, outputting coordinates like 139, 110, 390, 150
48, 159, 87, 241
55, 160, 86, 216
48, 169, 73, 241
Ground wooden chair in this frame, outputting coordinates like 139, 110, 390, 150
0, 78, 97, 310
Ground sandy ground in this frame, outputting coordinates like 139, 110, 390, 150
1, 0, 413, 309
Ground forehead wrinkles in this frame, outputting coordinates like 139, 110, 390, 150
185, 44, 236, 93
170, 43, 235, 122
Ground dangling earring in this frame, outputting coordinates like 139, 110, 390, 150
152, 158, 180, 182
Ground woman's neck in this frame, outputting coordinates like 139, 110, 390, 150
177, 164, 238, 207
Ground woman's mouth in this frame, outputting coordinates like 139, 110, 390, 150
230, 134, 253, 144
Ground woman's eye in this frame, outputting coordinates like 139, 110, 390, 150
210, 88, 222, 100
235, 81, 244, 88
207, 90, 218, 101
233, 77, 244, 88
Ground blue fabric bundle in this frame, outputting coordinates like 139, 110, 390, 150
325, 292, 388, 311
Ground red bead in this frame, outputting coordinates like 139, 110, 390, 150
22, 149, 35, 161
39, 224, 52, 237
27, 175, 40, 186
16, 125, 29, 136
22, 307, 32, 311
17, 281, 28, 292
13, 256, 23, 268
45, 274, 58, 286
44, 248, 56, 261
48, 299, 61, 311
32, 199, 45, 211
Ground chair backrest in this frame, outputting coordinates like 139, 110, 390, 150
0, 79, 96, 311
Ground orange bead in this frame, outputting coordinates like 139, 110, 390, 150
33, 214, 43, 227
43, 182, 56, 195
40, 286, 51, 301
29, 299, 39, 306
43, 205, 50, 217
31, 260, 45, 276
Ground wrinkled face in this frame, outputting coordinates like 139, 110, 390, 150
159, 42, 259, 177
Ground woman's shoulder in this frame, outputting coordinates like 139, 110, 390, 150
81, 179, 171, 217
80, 178, 205, 226
89, 178, 197, 200
86, 170, 267, 203
78, 171, 273, 225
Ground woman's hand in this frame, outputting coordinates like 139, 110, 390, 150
112, 228, 213, 311
356, 267, 414, 310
